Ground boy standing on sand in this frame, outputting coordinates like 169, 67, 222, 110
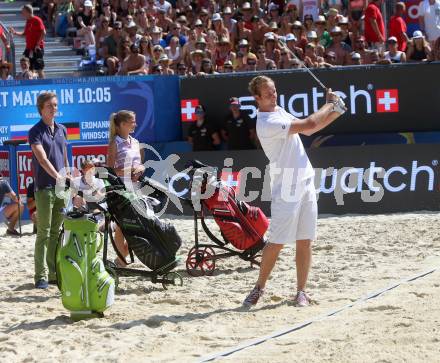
243, 76, 346, 307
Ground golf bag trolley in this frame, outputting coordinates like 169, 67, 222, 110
94, 165, 184, 290
183, 160, 269, 277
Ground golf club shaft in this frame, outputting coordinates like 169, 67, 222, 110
278, 39, 328, 90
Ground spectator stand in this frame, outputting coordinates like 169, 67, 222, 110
2, 0, 439, 79
0, 1, 92, 78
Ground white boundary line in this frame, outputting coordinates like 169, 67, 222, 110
198, 266, 439, 362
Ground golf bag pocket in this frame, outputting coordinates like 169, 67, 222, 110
125, 234, 174, 271
89, 257, 115, 311
58, 237, 86, 311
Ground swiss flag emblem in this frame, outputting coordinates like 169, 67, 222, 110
220, 171, 241, 191
376, 89, 399, 113
181, 99, 199, 122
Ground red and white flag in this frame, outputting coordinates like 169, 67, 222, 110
376, 89, 399, 113
220, 171, 241, 191
181, 99, 199, 122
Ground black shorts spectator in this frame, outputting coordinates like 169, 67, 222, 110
23, 48, 45, 71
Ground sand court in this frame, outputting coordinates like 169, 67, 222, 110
1, 212, 439, 362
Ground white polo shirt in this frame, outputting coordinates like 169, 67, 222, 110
257, 106, 314, 201
419, 0, 440, 42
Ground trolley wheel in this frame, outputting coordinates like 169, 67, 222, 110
250, 254, 262, 269
105, 262, 119, 290
185, 246, 216, 277
162, 272, 184, 290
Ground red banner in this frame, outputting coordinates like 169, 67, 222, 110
71, 145, 108, 172
17, 150, 33, 195
404, 0, 423, 24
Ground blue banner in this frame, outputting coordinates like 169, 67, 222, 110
0, 75, 181, 144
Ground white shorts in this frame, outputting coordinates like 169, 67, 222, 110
268, 178, 317, 245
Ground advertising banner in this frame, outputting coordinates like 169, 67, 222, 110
2, 142, 438, 218
168, 144, 440, 216
404, 0, 423, 36
17, 150, 33, 196
180, 63, 440, 139
0, 75, 181, 144
71, 144, 108, 170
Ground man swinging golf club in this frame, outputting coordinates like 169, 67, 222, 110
243, 75, 346, 307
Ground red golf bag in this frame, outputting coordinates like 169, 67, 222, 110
203, 185, 268, 251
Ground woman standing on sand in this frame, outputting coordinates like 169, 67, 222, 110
107, 110, 145, 266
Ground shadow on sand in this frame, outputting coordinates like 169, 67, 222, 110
4, 315, 72, 333
107, 301, 288, 330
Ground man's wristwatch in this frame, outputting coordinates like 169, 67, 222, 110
327, 98, 347, 115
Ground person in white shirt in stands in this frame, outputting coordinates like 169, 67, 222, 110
156, 0, 172, 16
243, 75, 346, 308
384, 36, 407, 63
419, 0, 440, 46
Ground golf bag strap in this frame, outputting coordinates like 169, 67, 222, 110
129, 247, 135, 264
108, 219, 129, 266
200, 208, 226, 247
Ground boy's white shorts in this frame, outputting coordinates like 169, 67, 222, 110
268, 178, 317, 245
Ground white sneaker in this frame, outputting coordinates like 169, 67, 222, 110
294, 291, 311, 307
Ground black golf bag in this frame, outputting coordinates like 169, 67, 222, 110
99, 166, 182, 272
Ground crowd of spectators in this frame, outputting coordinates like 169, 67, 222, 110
1, 0, 436, 79
0, 0, 438, 79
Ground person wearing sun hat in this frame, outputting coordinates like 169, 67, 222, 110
190, 49, 205, 74
350, 51, 362, 65
213, 36, 236, 70
232, 14, 252, 46
326, 7, 339, 29
326, 26, 351, 65
150, 26, 167, 48
222, 6, 237, 34
74, 0, 96, 48
222, 60, 234, 73
314, 15, 332, 48
158, 53, 174, 74
406, 30, 431, 62
236, 38, 256, 69
383, 36, 407, 63
241, 2, 254, 29
211, 13, 229, 40
338, 16, 353, 48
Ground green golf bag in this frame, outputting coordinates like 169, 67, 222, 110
56, 211, 115, 320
